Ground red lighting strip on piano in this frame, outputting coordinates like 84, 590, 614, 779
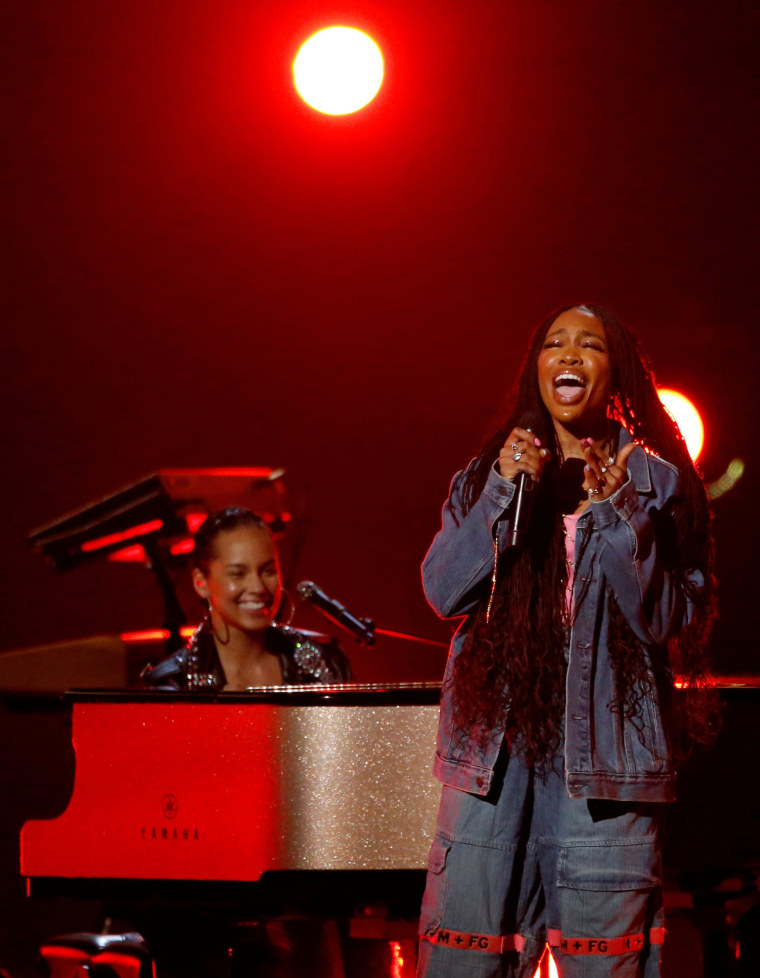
81, 519, 164, 553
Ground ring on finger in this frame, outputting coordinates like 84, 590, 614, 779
512, 451, 523, 462
511, 442, 519, 451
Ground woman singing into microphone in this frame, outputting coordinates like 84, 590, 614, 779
418, 304, 716, 978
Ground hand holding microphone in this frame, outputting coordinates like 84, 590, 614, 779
497, 427, 549, 482
496, 411, 550, 548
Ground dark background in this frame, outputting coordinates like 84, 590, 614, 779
2, 0, 757, 681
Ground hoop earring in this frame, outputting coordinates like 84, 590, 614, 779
274, 588, 295, 627
207, 603, 230, 645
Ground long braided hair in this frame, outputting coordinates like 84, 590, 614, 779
451, 304, 717, 763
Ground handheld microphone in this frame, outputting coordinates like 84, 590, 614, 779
509, 410, 544, 548
296, 581, 376, 646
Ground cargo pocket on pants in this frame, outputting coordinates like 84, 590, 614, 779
557, 842, 661, 892
419, 836, 453, 936
555, 843, 662, 950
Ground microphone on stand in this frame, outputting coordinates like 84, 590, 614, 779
509, 410, 544, 549
296, 581, 376, 646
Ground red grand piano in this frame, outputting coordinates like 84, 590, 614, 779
20, 683, 442, 886
12, 684, 442, 978
10, 471, 447, 976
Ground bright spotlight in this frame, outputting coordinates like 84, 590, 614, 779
658, 388, 704, 461
293, 27, 384, 115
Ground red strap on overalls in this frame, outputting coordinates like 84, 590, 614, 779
547, 927, 666, 955
420, 926, 666, 957
420, 928, 526, 954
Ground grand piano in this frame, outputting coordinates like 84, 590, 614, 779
7, 471, 446, 976
13, 683, 442, 978
20, 683, 442, 885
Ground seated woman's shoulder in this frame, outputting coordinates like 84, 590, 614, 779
139, 648, 185, 688
277, 624, 331, 644
275, 624, 354, 683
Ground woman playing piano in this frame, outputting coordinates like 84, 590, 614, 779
142, 506, 352, 689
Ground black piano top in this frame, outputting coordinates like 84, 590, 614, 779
62, 676, 760, 707
65, 681, 444, 707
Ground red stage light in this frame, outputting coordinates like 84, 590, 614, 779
81, 519, 164, 553
293, 27, 384, 115
120, 627, 196, 643
120, 629, 171, 642
657, 389, 704, 461
185, 512, 207, 534
170, 539, 195, 555
107, 544, 148, 563
390, 941, 404, 978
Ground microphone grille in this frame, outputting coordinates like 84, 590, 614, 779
296, 581, 315, 600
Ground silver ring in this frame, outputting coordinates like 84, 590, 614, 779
512, 451, 522, 462
511, 442, 519, 451
589, 487, 600, 495
600, 466, 608, 474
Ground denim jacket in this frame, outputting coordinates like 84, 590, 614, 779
423, 428, 702, 803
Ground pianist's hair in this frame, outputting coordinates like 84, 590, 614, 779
192, 506, 269, 574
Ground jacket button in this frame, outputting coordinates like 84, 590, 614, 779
572, 714, 584, 721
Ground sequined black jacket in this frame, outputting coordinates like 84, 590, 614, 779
141, 621, 353, 689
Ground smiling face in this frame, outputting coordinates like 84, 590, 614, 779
192, 525, 282, 637
537, 306, 611, 437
